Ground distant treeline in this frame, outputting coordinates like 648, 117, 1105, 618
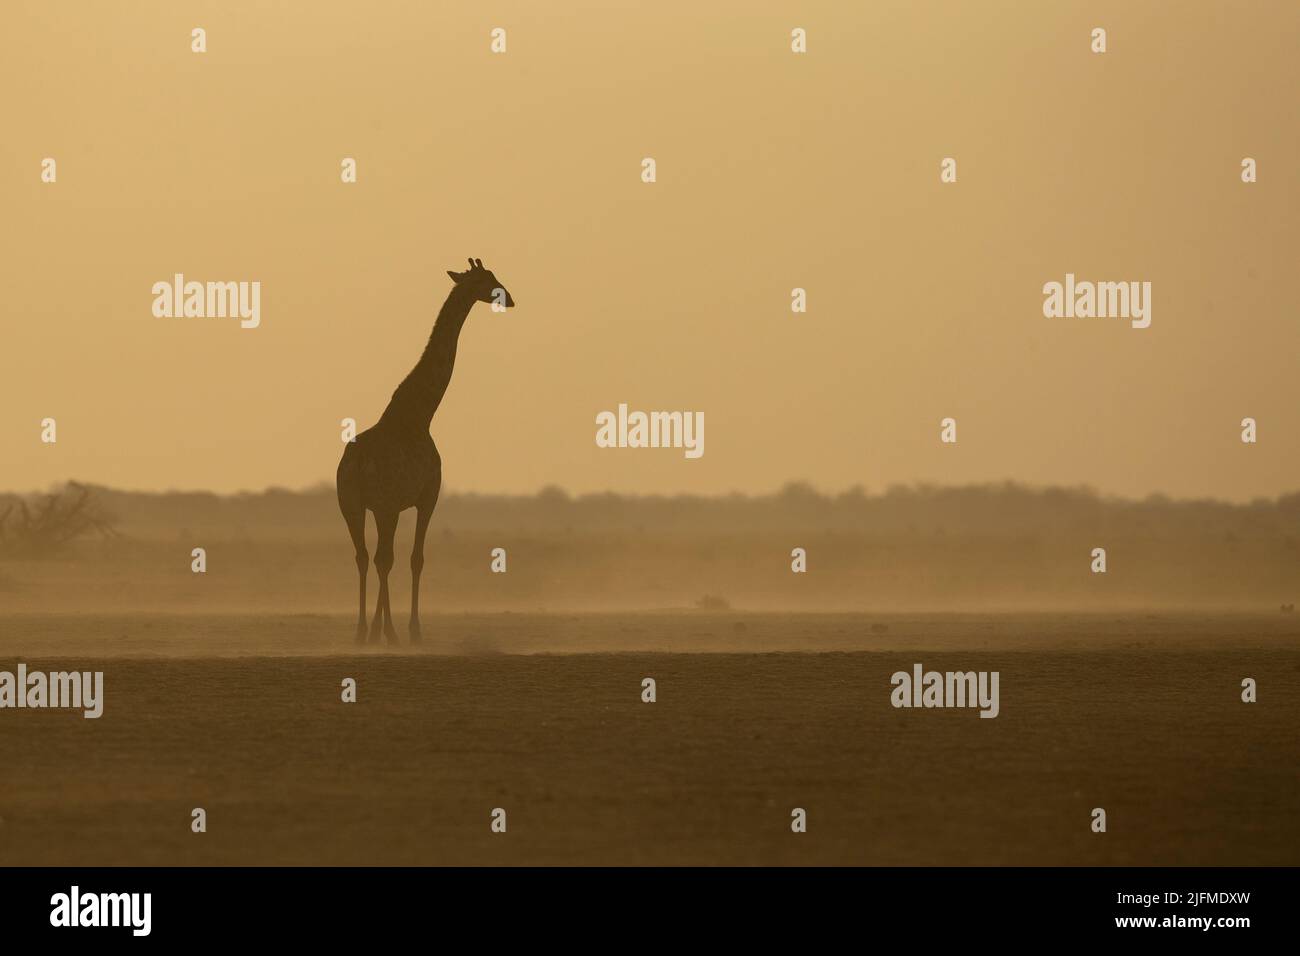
7, 481, 1300, 541
3, 482, 1299, 611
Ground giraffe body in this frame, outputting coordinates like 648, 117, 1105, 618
338, 427, 440, 517
336, 259, 514, 643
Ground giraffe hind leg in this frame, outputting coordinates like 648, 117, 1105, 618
370, 510, 400, 644
336, 455, 369, 643
343, 507, 369, 643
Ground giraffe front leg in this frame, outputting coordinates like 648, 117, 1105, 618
371, 511, 400, 644
369, 575, 388, 643
409, 503, 433, 643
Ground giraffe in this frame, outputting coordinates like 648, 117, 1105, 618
336, 258, 515, 643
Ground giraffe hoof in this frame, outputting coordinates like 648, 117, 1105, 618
408, 625, 423, 644
354, 625, 367, 644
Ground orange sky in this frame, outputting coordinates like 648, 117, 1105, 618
3, 1, 1297, 500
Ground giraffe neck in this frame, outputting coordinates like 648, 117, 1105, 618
377, 285, 477, 431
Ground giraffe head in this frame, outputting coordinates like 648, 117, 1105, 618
448, 258, 515, 309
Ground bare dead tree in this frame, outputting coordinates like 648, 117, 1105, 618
0, 483, 118, 557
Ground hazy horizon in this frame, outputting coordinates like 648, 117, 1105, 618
9, 476, 1300, 507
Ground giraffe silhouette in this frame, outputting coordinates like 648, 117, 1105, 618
337, 258, 515, 643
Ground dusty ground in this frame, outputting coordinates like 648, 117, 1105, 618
0, 613, 1296, 865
